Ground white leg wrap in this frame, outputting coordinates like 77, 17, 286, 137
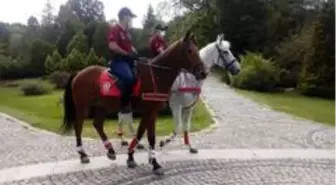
149, 149, 156, 159
76, 146, 85, 153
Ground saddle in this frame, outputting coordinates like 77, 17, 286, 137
99, 69, 168, 101
99, 70, 141, 97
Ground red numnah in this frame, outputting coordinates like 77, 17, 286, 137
99, 70, 141, 97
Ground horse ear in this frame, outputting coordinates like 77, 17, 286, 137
220, 33, 224, 40
190, 33, 195, 40
216, 34, 221, 41
190, 33, 197, 45
183, 29, 191, 42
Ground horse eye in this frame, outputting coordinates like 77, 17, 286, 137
188, 49, 192, 53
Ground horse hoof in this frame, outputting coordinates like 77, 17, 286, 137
189, 148, 198, 154
159, 140, 165, 148
121, 140, 128, 146
127, 159, 137, 168
107, 152, 116, 160
137, 143, 145, 150
153, 167, 164, 176
80, 156, 90, 164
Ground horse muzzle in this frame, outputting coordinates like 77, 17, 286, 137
195, 71, 208, 80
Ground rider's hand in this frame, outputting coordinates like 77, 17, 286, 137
128, 52, 139, 61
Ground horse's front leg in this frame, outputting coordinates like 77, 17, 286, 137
182, 106, 198, 154
147, 111, 164, 175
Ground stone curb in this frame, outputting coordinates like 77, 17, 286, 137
0, 149, 334, 184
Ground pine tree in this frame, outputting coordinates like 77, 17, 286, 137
67, 31, 89, 55
66, 49, 85, 72
44, 55, 55, 74
85, 48, 99, 66
298, 0, 335, 98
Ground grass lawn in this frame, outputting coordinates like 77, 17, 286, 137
0, 79, 213, 138
236, 89, 335, 126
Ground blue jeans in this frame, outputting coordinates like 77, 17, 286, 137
109, 60, 135, 112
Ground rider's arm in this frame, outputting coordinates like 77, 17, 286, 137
131, 46, 137, 54
108, 41, 129, 55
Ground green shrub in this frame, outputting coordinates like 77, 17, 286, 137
20, 81, 52, 96
0, 58, 34, 80
232, 52, 280, 92
48, 71, 70, 89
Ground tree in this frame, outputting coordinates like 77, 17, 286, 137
44, 55, 55, 74
143, 5, 157, 31
66, 49, 85, 72
30, 39, 55, 75
84, 21, 98, 48
298, 0, 335, 99
67, 31, 89, 54
0, 22, 9, 43
41, 0, 58, 43
275, 24, 314, 87
92, 22, 109, 59
67, 0, 105, 24
51, 50, 62, 64
8, 33, 24, 59
85, 48, 99, 66
56, 20, 84, 56
55, 4, 80, 29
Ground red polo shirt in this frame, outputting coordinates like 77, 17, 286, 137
149, 34, 167, 57
107, 24, 133, 53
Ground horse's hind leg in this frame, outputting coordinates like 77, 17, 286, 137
117, 112, 129, 146
75, 109, 90, 163
182, 107, 198, 154
159, 102, 181, 148
118, 112, 145, 150
93, 107, 116, 160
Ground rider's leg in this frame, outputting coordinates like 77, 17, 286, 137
110, 61, 134, 113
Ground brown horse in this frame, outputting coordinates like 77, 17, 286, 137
62, 31, 207, 175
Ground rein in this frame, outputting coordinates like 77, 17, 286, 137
137, 60, 176, 102
215, 44, 236, 70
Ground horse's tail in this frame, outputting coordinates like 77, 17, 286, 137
62, 73, 77, 133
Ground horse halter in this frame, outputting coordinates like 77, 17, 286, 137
215, 43, 236, 70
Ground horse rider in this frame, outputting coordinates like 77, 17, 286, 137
149, 24, 168, 57
107, 7, 138, 116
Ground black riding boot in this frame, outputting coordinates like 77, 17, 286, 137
120, 86, 132, 113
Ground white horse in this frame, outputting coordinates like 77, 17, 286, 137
117, 34, 241, 152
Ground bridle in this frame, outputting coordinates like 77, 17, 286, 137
137, 40, 204, 76
215, 43, 236, 70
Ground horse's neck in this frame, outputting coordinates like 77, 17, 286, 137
139, 64, 179, 94
200, 42, 217, 73
171, 72, 203, 90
